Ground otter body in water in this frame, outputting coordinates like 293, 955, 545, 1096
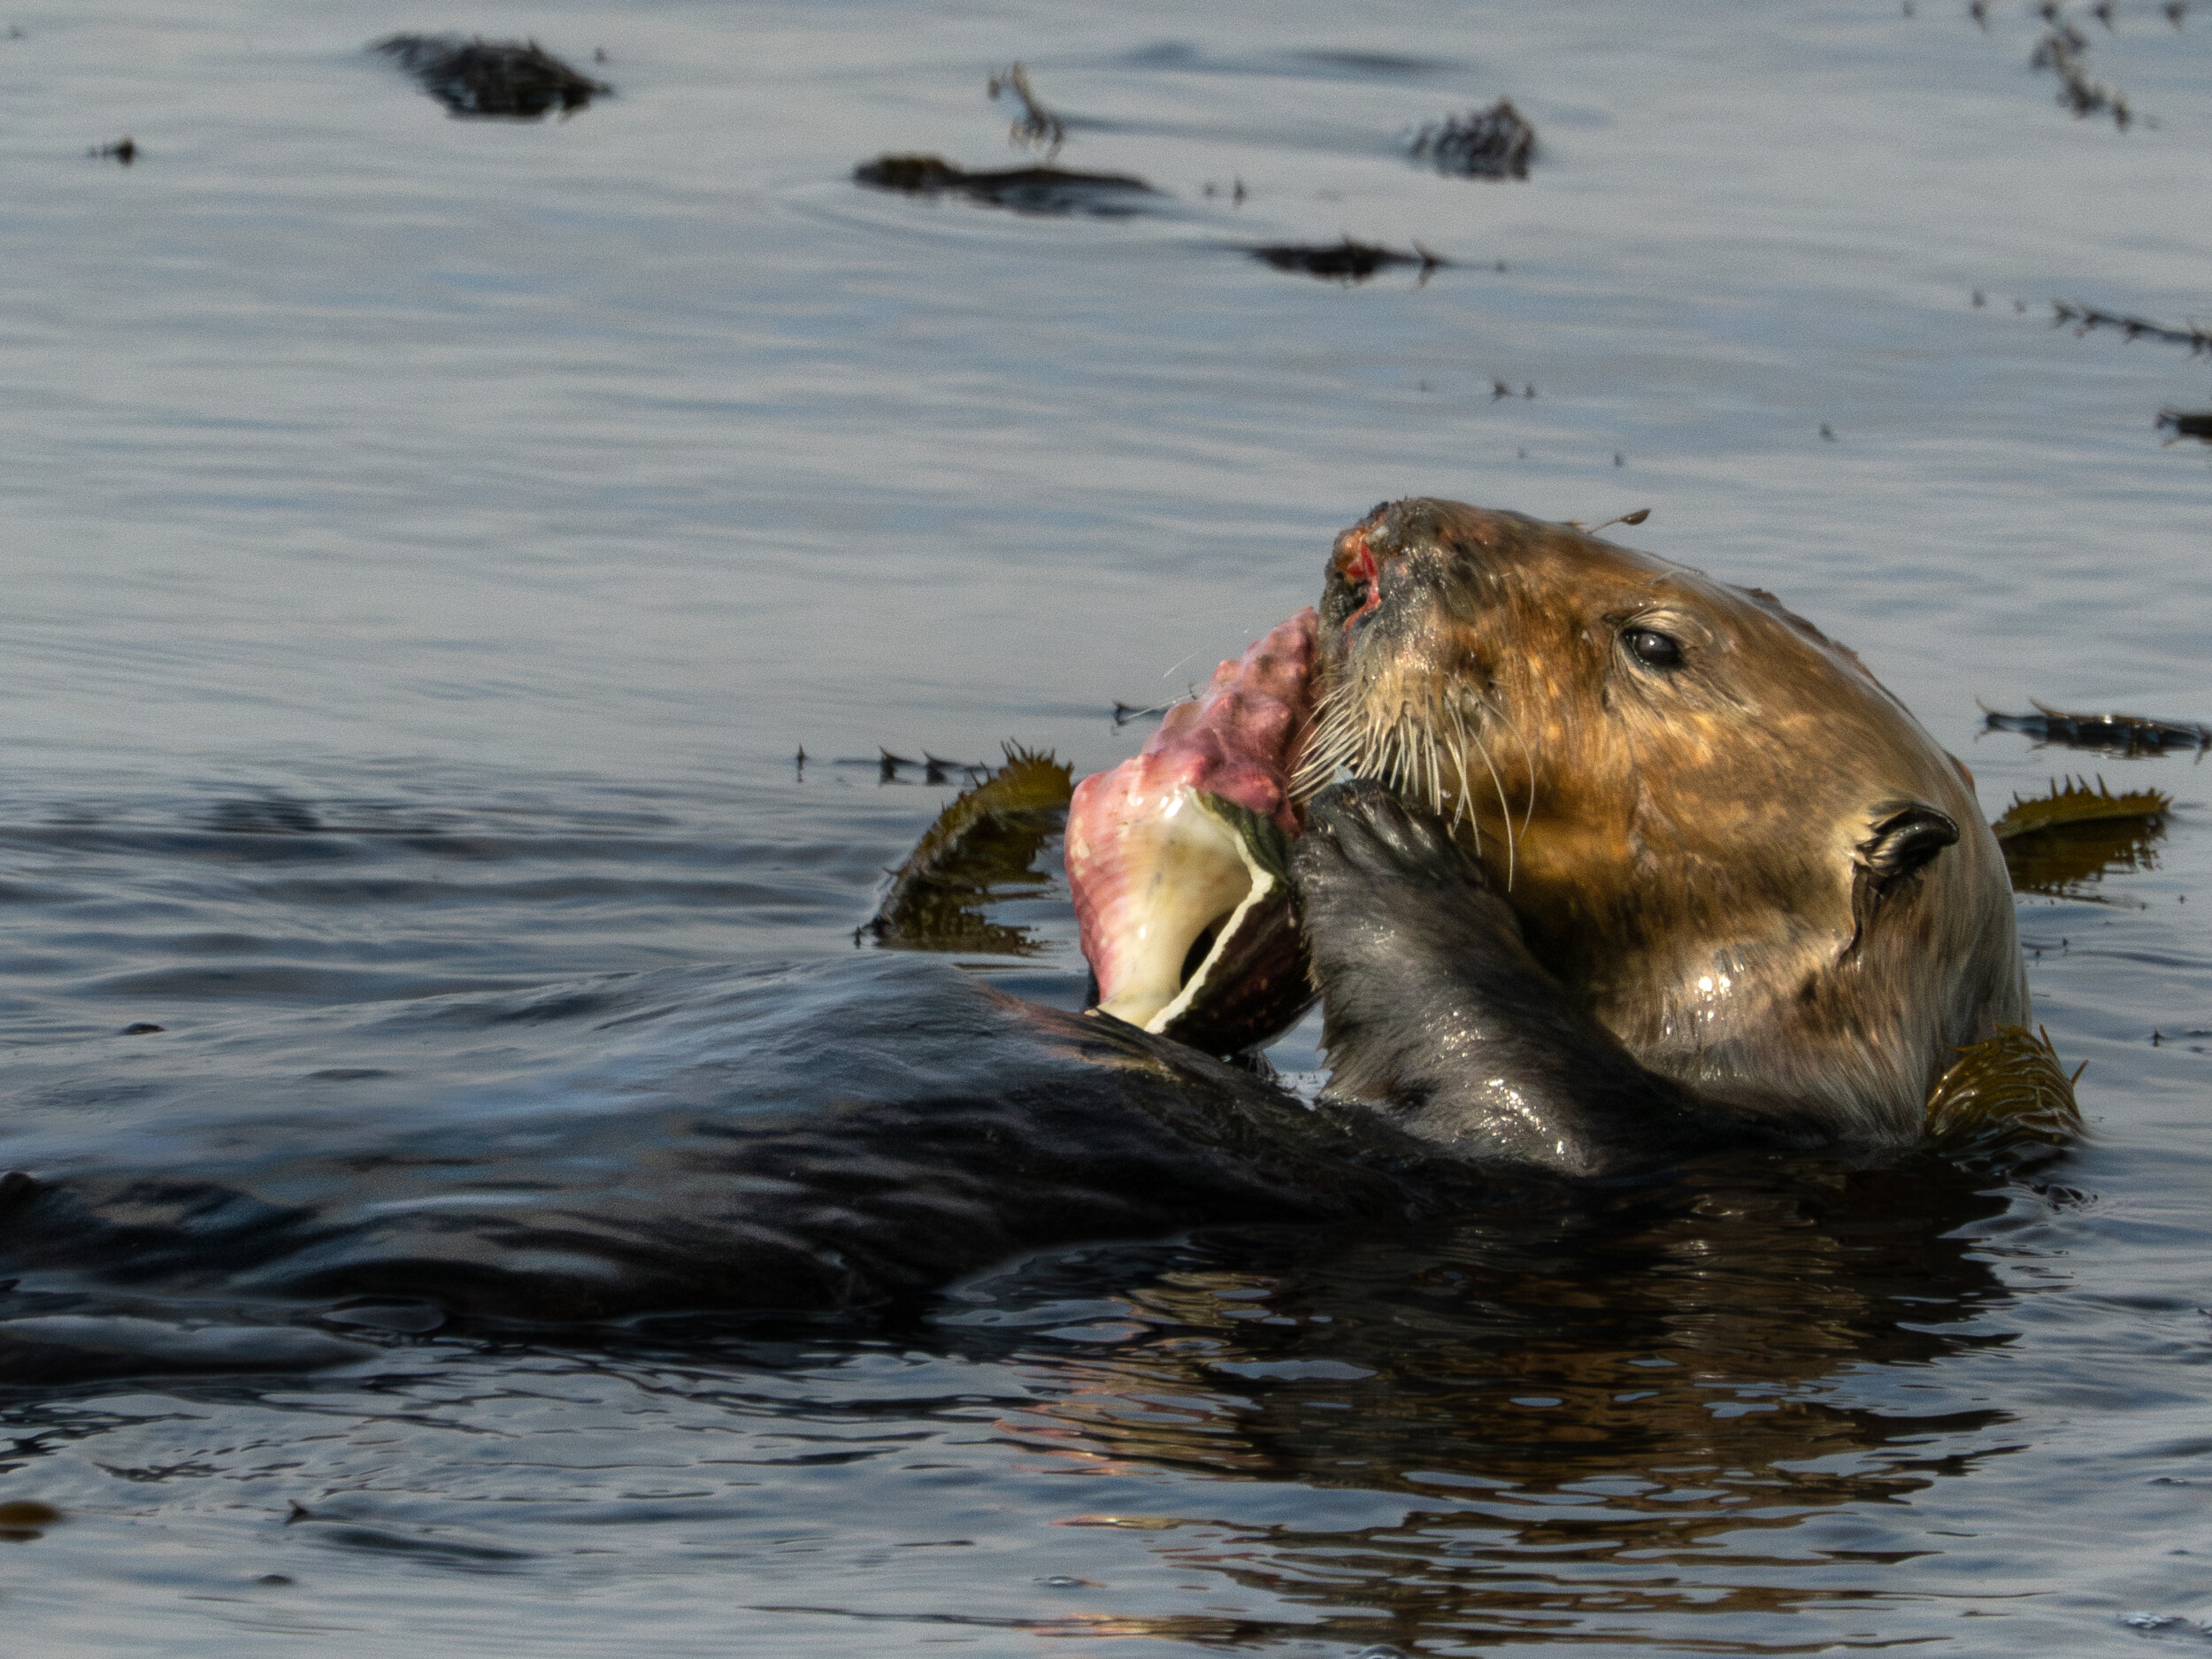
0, 502, 2046, 1366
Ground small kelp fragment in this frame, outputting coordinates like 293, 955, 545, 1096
1924, 1025, 2082, 1148
854, 154, 1161, 216
2050, 302, 2212, 355
1251, 239, 1445, 285
2159, 409, 2212, 443
88, 136, 136, 165
1993, 775, 2170, 840
1982, 701, 2212, 755
372, 35, 611, 119
2030, 18, 2131, 127
1068, 613, 1318, 1054
1409, 98, 1536, 178
868, 746, 1074, 956
988, 62, 1065, 160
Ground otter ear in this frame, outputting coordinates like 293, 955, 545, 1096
1857, 803, 1958, 887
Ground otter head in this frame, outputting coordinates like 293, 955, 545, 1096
1297, 498, 2027, 1136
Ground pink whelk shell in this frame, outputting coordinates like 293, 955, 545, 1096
1066, 610, 1319, 1051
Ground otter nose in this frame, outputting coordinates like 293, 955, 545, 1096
1330, 522, 1390, 631
1332, 524, 1386, 588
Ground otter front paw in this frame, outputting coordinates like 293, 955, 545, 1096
1290, 783, 1527, 1103
1292, 782, 1501, 976
1294, 780, 1488, 897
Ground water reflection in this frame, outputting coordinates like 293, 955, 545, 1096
943, 1155, 2033, 1646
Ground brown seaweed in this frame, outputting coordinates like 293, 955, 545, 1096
1993, 776, 2170, 895
866, 746, 1074, 955
1251, 239, 1445, 285
1992, 774, 2171, 839
1924, 1025, 2082, 1149
2159, 408, 2212, 443
1983, 700, 2211, 755
854, 154, 1161, 217
372, 35, 611, 119
1409, 99, 1535, 179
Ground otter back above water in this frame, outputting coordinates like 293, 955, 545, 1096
0, 954, 1510, 1378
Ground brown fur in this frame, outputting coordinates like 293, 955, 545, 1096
1302, 499, 2028, 1142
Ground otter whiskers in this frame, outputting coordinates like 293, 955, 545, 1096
1292, 680, 1523, 887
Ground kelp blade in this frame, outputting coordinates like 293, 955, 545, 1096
868, 747, 1073, 955
1993, 776, 2169, 895
1924, 1025, 2082, 1149
1992, 775, 2169, 840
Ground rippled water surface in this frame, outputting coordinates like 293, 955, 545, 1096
3, 1, 2210, 1652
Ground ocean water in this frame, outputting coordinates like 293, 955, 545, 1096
0, 0, 2208, 1652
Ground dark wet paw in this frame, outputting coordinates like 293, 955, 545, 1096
1293, 780, 1486, 897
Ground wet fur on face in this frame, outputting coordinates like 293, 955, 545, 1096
1296, 499, 2027, 1141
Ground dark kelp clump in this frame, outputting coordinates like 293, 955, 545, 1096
1409, 98, 1535, 178
1983, 701, 2212, 755
854, 154, 1162, 217
1993, 775, 2170, 896
372, 35, 611, 119
867, 745, 1074, 955
2159, 408, 2212, 443
1251, 238, 1445, 284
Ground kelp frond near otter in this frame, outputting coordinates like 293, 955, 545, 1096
866, 745, 1074, 955
1993, 776, 2169, 896
1993, 775, 2170, 840
1924, 1024, 2083, 1152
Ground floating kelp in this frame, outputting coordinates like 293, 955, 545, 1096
2031, 17, 2132, 127
2159, 408, 2212, 443
1983, 701, 2212, 755
1924, 1025, 2082, 1151
829, 749, 983, 784
1992, 775, 2171, 840
1251, 239, 1445, 284
987, 62, 1065, 161
1993, 776, 2170, 895
854, 154, 1162, 216
2051, 302, 2212, 355
88, 136, 136, 165
866, 745, 1074, 955
1409, 98, 1535, 179
372, 35, 611, 119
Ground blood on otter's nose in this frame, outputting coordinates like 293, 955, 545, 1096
1331, 526, 1385, 629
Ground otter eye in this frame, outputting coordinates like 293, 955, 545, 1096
1623, 626, 1683, 668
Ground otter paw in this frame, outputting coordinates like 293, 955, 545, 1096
1293, 781, 1502, 996
1293, 780, 1486, 895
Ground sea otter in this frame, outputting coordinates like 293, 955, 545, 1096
1071, 498, 2031, 1176
0, 501, 2055, 1365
